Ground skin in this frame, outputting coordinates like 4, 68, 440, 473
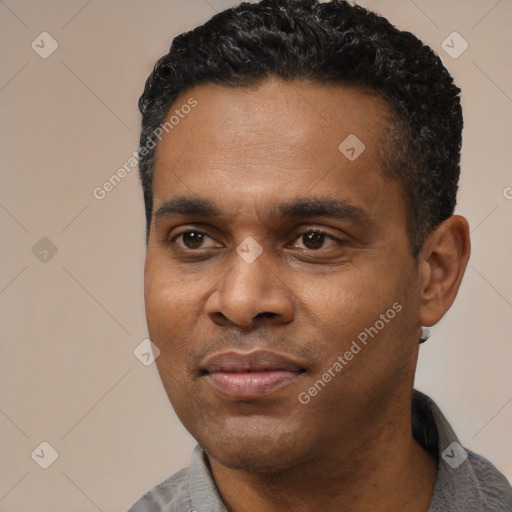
144, 79, 471, 511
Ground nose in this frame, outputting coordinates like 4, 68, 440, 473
205, 248, 294, 329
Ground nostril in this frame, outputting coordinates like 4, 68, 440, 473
256, 312, 276, 319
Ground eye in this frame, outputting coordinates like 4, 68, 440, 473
172, 230, 220, 250
292, 230, 341, 250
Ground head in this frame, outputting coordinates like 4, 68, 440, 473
139, 0, 463, 257
139, 0, 470, 472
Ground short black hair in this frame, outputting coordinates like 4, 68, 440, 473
138, 0, 462, 256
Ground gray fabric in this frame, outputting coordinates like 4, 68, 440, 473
127, 390, 512, 511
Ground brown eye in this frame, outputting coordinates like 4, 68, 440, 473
293, 230, 339, 251
301, 232, 326, 250
177, 231, 209, 249
167, 227, 224, 254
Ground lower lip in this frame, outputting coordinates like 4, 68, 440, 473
206, 370, 300, 399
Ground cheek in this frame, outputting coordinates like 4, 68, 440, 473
144, 264, 197, 412
299, 264, 397, 329
297, 259, 416, 369
145, 254, 192, 316
144, 257, 190, 358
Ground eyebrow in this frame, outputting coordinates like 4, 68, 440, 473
155, 196, 220, 220
273, 198, 370, 224
154, 195, 371, 225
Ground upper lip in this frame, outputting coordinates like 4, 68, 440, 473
201, 350, 306, 374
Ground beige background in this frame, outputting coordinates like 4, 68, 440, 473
0, 0, 511, 510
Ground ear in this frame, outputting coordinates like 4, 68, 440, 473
417, 215, 471, 327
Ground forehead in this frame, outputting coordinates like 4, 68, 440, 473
152, 79, 403, 224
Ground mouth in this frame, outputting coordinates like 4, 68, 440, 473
201, 350, 306, 400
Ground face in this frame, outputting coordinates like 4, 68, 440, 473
144, 79, 424, 472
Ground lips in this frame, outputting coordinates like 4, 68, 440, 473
201, 350, 305, 399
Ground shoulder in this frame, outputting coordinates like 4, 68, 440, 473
465, 450, 512, 510
413, 390, 512, 512
126, 445, 225, 512
127, 467, 193, 512
430, 450, 512, 511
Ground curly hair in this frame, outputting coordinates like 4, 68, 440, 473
138, 0, 463, 256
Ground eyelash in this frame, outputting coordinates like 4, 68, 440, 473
168, 228, 345, 251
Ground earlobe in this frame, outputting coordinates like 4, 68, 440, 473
417, 215, 471, 327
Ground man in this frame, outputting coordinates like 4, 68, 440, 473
128, 0, 511, 510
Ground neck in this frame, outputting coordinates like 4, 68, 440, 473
209, 392, 437, 512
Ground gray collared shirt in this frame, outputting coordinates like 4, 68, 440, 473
128, 390, 512, 511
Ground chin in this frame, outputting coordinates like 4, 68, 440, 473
207, 443, 303, 474
193, 417, 313, 473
